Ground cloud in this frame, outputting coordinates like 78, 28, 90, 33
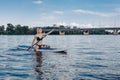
69, 22, 80, 27
69, 22, 93, 28
35, 13, 60, 26
33, 0, 43, 4
56, 22, 93, 28
73, 9, 119, 17
56, 22, 68, 26
53, 11, 64, 15
115, 8, 120, 12
79, 24, 93, 28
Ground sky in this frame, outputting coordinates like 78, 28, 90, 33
0, 0, 120, 28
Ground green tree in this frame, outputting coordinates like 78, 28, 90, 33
0, 25, 5, 34
6, 23, 15, 35
22, 26, 29, 35
15, 24, 22, 35
15, 25, 29, 35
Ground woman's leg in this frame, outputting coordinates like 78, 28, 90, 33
34, 45, 39, 52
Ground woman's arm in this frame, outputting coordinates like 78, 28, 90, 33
31, 36, 36, 46
42, 32, 46, 37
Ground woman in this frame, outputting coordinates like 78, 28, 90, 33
31, 28, 50, 52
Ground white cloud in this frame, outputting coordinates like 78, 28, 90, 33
53, 11, 64, 15
115, 8, 120, 12
56, 22, 93, 28
56, 22, 68, 26
33, 0, 43, 4
79, 24, 93, 28
69, 22, 80, 27
34, 13, 60, 26
40, 14, 58, 21
73, 9, 119, 17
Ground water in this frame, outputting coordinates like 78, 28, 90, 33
0, 35, 120, 80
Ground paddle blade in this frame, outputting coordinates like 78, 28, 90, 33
27, 46, 32, 51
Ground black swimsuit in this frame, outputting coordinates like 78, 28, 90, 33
36, 37, 50, 48
36, 37, 42, 48
37, 37, 42, 41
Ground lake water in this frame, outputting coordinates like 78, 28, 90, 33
0, 35, 120, 80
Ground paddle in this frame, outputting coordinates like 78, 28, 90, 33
27, 29, 54, 51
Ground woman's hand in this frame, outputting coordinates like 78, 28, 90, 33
42, 32, 46, 37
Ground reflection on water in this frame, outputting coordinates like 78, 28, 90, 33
0, 35, 120, 80
34, 51, 44, 80
35, 51, 43, 75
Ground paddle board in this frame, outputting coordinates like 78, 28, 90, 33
17, 45, 67, 53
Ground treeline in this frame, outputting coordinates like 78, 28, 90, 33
0, 23, 115, 35
0, 23, 36, 35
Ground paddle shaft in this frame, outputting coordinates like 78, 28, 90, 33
27, 29, 54, 51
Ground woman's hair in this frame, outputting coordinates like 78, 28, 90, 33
37, 27, 42, 34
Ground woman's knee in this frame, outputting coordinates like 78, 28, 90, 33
34, 46, 39, 52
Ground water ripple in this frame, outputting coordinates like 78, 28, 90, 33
0, 35, 120, 80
